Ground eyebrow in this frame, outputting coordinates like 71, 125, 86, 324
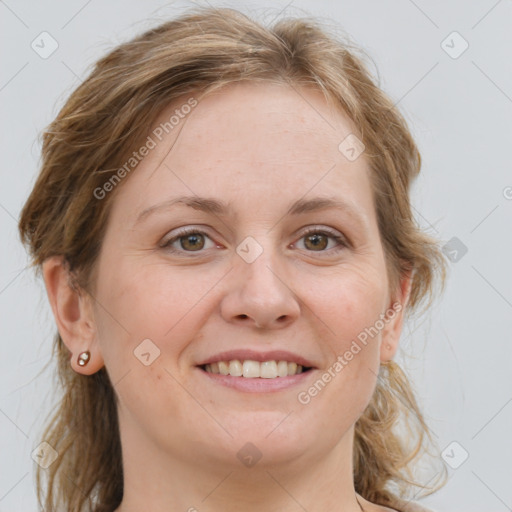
134, 195, 367, 227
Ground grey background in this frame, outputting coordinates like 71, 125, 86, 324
1, 1, 511, 511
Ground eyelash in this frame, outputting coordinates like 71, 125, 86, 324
160, 226, 349, 256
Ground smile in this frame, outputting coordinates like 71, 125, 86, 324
202, 360, 311, 378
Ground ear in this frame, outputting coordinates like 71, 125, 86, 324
379, 268, 413, 363
42, 256, 104, 375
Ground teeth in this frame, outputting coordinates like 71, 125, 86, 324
229, 360, 243, 376
277, 360, 288, 377
243, 360, 260, 378
204, 359, 306, 378
260, 360, 277, 379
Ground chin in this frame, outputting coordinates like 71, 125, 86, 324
210, 413, 315, 464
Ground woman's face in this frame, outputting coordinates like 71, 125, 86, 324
88, 82, 407, 474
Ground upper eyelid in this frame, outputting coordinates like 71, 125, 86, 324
163, 224, 344, 240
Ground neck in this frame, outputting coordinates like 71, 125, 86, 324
114, 422, 365, 512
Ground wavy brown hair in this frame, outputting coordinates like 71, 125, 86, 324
18, 6, 448, 511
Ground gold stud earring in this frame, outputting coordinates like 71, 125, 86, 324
77, 350, 91, 367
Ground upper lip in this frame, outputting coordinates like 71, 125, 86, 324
196, 349, 316, 369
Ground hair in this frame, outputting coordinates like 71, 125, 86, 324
18, 6, 448, 512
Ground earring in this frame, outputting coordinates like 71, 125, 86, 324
77, 350, 91, 367
386, 344, 392, 350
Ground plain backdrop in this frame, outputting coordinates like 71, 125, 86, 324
1, 1, 511, 511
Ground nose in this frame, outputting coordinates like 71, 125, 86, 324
220, 246, 301, 330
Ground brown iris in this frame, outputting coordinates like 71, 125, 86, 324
303, 233, 328, 251
180, 233, 205, 251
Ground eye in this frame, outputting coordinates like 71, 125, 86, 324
293, 227, 349, 254
160, 226, 349, 256
161, 228, 216, 254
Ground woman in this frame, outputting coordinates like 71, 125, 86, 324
18, 6, 447, 512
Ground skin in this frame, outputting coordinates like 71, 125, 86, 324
43, 82, 411, 512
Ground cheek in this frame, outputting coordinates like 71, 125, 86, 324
299, 267, 386, 416
92, 260, 201, 438
311, 265, 388, 354
96, 259, 187, 332
93, 259, 219, 374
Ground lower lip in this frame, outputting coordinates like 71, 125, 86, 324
198, 368, 314, 392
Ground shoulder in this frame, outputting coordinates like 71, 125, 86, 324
389, 497, 436, 512
357, 494, 436, 512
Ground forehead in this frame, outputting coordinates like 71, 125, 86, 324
171, 81, 358, 163
109, 81, 373, 223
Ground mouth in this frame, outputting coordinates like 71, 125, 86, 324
197, 359, 314, 393
199, 359, 313, 379
195, 350, 316, 391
